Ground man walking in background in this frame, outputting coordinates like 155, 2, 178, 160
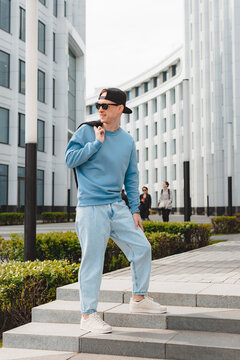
65, 88, 167, 334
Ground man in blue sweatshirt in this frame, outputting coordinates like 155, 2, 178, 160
65, 88, 167, 334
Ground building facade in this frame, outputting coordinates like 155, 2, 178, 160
0, 0, 85, 213
86, 0, 240, 215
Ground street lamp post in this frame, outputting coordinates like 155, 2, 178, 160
183, 79, 191, 221
24, 0, 38, 261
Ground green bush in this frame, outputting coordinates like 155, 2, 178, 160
0, 232, 80, 263
142, 221, 211, 245
0, 213, 24, 225
0, 260, 79, 335
211, 216, 240, 234
41, 212, 68, 223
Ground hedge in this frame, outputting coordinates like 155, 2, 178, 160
0, 213, 24, 225
0, 222, 211, 267
41, 212, 75, 223
211, 216, 240, 234
0, 260, 79, 336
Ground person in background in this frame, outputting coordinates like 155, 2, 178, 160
139, 186, 152, 221
158, 181, 173, 222
121, 188, 130, 208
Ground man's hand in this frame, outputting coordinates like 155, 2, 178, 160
94, 126, 105, 143
132, 213, 144, 231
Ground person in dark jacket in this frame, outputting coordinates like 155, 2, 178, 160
139, 186, 152, 220
121, 188, 130, 208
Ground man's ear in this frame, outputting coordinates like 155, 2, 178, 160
119, 105, 124, 113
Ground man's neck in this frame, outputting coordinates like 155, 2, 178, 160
103, 120, 120, 132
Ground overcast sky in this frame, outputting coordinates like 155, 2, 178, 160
85, 0, 184, 97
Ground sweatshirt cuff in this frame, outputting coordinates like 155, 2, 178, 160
93, 139, 103, 150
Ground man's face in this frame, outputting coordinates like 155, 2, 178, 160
97, 92, 124, 124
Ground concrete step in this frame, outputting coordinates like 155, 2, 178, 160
3, 323, 240, 359
57, 280, 240, 309
32, 300, 240, 334
0, 348, 166, 360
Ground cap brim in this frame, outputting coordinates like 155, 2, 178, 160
123, 106, 132, 114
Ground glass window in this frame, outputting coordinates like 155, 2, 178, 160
0, 50, 10, 88
144, 102, 148, 117
37, 169, 44, 206
164, 166, 167, 181
52, 172, 54, 206
17, 166, 25, 207
68, 50, 76, 131
145, 147, 148, 161
135, 86, 140, 97
19, 7, 25, 41
174, 189, 177, 207
171, 88, 176, 104
163, 142, 167, 157
163, 118, 167, 132
154, 144, 158, 159
144, 81, 149, 92
155, 168, 158, 183
155, 191, 158, 205
134, 107, 139, 120
136, 128, 139, 141
145, 169, 149, 184
172, 139, 176, 154
172, 114, 176, 129
162, 71, 167, 82
172, 65, 177, 76
52, 125, 55, 155
53, 32, 56, 61
0, 0, 10, 33
136, 149, 139, 163
37, 119, 45, 152
126, 114, 130, 124
89, 105, 95, 115
53, 78, 55, 108
153, 77, 158, 88
19, 60, 25, 94
0, 107, 9, 144
154, 122, 157, 136
161, 94, 166, 109
0, 164, 8, 206
53, 0, 58, 17
18, 113, 25, 147
64, 1, 67, 16
173, 164, 177, 180
153, 98, 157, 113
38, 20, 46, 54
38, 69, 45, 102
126, 90, 132, 100
39, 0, 46, 6
145, 125, 148, 139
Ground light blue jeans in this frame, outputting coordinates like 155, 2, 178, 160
75, 200, 152, 314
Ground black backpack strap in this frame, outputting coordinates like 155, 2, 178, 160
168, 188, 170, 199
73, 120, 103, 188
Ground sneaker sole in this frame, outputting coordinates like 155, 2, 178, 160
81, 327, 112, 334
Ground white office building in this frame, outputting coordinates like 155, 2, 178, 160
0, 0, 85, 213
86, 0, 240, 215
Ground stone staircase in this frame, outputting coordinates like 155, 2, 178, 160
2, 281, 240, 359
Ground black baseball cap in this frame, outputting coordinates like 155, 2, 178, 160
98, 88, 132, 114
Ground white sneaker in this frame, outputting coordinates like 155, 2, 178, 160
80, 312, 112, 334
129, 296, 167, 314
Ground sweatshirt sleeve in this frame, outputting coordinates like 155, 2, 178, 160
65, 126, 102, 169
124, 141, 140, 214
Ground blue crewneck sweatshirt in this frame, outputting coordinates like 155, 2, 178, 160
65, 125, 140, 214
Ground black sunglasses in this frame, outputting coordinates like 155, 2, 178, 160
95, 103, 119, 110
